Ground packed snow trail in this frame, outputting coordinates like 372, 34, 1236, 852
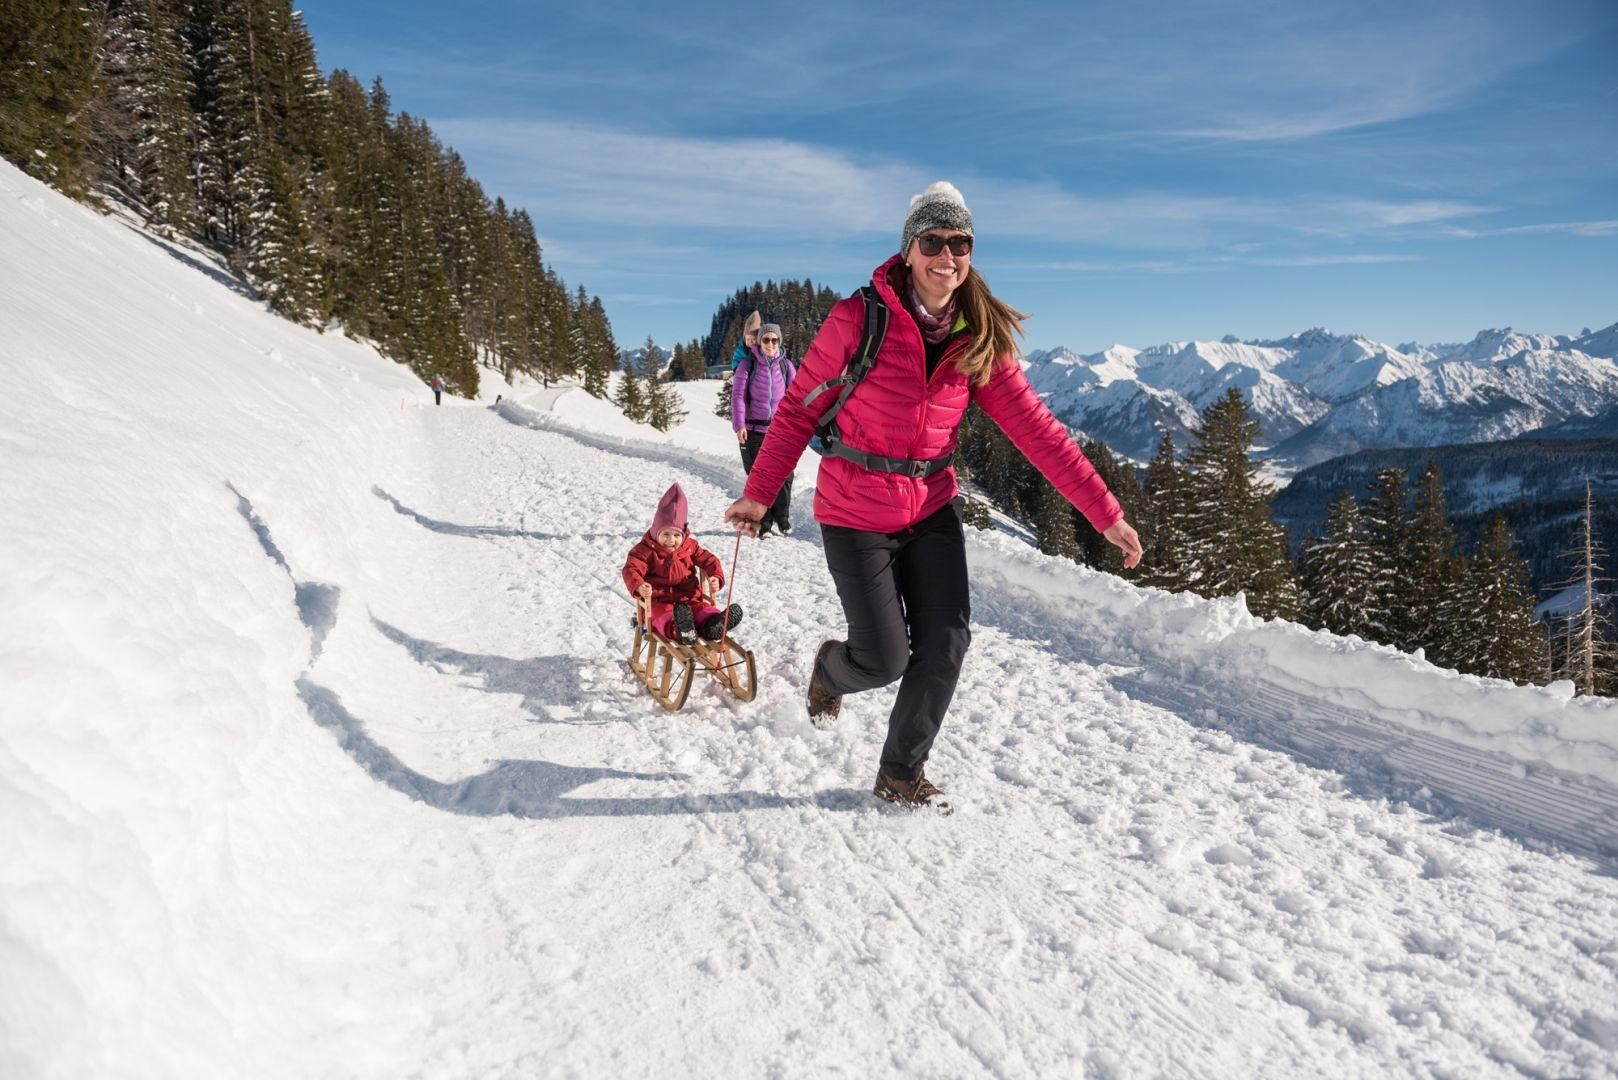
286, 398, 1616, 1078
4, 157, 1618, 1078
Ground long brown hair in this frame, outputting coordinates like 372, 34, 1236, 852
951, 267, 1026, 387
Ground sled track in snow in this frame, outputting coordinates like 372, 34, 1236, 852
495, 399, 748, 500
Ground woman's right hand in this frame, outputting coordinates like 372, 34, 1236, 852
1103, 518, 1144, 569
736, 429, 748, 444
724, 497, 767, 537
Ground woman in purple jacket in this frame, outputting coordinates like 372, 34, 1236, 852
732, 323, 798, 536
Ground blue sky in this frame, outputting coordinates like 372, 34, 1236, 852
301, 0, 1618, 354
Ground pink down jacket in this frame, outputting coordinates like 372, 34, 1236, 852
742, 255, 1124, 535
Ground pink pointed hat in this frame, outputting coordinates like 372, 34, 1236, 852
649, 483, 688, 537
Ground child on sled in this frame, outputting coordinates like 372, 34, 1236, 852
622, 483, 743, 645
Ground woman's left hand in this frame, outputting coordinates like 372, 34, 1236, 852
1104, 519, 1144, 569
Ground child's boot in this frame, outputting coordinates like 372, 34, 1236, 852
699, 604, 744, 642
671, 602, 696, 644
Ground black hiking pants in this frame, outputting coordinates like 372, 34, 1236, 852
817, 499, 972, 780
740, 428, 793, 530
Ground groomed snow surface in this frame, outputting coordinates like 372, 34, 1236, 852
4, 159, 1618, 1079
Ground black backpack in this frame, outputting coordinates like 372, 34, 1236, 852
802, 286, 954, 478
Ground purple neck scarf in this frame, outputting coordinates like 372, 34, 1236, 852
908, 282, 957, 346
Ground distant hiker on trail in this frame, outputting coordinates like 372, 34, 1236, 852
732, 322, 798, 537
724, 181, 1143, 811
624, 483, 743, 646
431, 374, 444, 405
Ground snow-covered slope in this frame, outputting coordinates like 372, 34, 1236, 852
1026, 324, 1618, 470
5, 159, 1618, 1078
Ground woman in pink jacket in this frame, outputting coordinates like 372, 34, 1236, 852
725, 181, 1142, 811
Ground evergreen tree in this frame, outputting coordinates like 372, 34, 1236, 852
1362, 467, 1416, 650
701, 278, 842, 366
956, 457, 993, 530
584, 294, 617, 397
97, 0, 196, 233
1180, 388, 1297, 618
1138, 431, 1194, 592
1036, 479, 1077, 560
1553, 481, 1617, 696
678, 339, 707, 381
614, 353, 647, 423
1075, 439, 1144, 574
1297, 489, 1379, 638
714, 369, 734, 419
1407, 461, 1469, 667
645, 339, 686, 432
245, 144, 323, 323
1453, 515, 1547, 683
0, 0, 103, 197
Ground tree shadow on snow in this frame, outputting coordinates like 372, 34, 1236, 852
371, 615, 603, 726
123, 224, 261, 301
374, 486, 646, 542
231, 483, 339, 662
296, 677, 862, 819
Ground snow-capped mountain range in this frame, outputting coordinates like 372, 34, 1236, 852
1025, 323, 1618, 471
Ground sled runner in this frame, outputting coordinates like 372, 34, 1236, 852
628, 574, 757, 711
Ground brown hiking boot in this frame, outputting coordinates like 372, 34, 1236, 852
873, 769, 951, 814
807, 639, 843, 726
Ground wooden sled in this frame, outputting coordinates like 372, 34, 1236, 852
628, 576, 757, 711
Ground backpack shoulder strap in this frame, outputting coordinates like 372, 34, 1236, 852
802, 286, 889, 441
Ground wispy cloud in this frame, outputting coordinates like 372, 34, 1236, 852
1039, 252, 1421, 274
1441, 219, 1618, 239
438, 118, 1496, 253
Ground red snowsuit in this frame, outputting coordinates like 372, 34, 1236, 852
742, 254, 1123, 534
622, 483, 724, 639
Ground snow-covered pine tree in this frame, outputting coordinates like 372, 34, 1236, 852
1361, 467, 1415, 650
714, 369, 734, 420
1138, 431, 1193, 593
97, 0, 197, 234
1076, 439, 1144, 574
542, 267, 572, 385
245, 144, 324, 324
679, 340, 707, 381
1553, 481, 1617, 696
613, 352, 647, 423
1180, 388, 1297, 619
0, 0, 101, 197
1297, 489, 1379, 639
586, 294, 618, 394
647, 359, 685, 432
1407, 461, 1469, 668
574, 286, 610, 397
1453, 515, 1547, 683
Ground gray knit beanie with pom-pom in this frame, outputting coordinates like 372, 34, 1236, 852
900, 181, 973, 257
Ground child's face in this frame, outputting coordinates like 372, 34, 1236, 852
656, 527, 684, 549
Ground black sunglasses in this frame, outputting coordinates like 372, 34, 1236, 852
917, 233, 973, 257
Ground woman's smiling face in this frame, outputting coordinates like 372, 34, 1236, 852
908, 230, 971, 306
